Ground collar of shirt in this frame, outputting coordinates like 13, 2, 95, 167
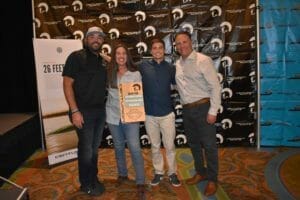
180, 50, 197, 64
150, 59, 167, 66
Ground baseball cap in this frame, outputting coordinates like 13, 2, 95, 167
86, 26, 106, 38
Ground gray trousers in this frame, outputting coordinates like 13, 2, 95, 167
183, 102, 218, 182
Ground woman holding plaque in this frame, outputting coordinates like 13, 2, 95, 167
105, 43, 146, 197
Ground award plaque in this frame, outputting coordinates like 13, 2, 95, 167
119, 82, 146, 123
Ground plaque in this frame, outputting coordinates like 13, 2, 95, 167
119, 82, 146, 123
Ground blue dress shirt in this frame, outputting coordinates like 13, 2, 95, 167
139, 59, 175, 116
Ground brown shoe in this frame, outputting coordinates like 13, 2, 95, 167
204, 181, 217, 196
116, 176, 129, 186
137, 184, 146, 200
185, 174, 206, 185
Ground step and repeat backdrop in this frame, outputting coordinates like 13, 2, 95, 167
33, 0, 257, 158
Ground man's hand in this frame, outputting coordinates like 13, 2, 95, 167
72, 112, 84, 129
206, 114, 217, 125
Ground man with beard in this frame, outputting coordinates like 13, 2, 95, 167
62, 26, 107, 196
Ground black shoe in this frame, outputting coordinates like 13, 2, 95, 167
169, 173, 181, 187
80, 185, 104, 196
150, 174, 164, 186
94, 179, 105, 193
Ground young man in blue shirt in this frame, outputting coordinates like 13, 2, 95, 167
139, 38, 181, 187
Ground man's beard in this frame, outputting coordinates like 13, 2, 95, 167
88, 42, 101, 53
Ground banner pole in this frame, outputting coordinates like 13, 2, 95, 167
256, 0, 261, 150
31, 0, 36, 38
31, 1, 46, 150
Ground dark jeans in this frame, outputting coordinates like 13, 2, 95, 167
74, 108, 106, 188
183, 102, 218, 182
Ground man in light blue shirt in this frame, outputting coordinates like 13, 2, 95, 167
174, 31, 221, 197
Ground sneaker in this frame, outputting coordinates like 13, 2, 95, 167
169, 173, 181, 187
80, 185, 104, 196
150, 174, 163, 186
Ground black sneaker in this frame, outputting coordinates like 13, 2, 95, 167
80, 185, 104, 196
150, 174, 163, 186
169, 173, 181, 187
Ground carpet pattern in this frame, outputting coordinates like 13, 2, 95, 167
2, 147, 299, 199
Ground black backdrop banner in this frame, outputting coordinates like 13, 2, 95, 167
33, 0, 257, 147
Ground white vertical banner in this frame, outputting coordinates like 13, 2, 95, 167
33, 39, 82, 165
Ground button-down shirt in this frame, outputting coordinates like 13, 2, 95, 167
106, 70, 142, 125
175, 51, 221, 116
139, 59, 175, 116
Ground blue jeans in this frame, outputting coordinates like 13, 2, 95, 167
183, 102, 218, 182
108, 121, 145, 185
75, 108, 106, 188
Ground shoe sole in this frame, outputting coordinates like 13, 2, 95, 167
150, 182, 160, 186
171, 183, 181, 187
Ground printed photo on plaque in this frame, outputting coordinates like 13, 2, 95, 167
119, 82, 145, 123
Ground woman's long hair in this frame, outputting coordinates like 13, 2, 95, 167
107, 42, 138, 88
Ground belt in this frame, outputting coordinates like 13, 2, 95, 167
183, 98, 210, 109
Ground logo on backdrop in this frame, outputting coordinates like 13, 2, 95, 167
216, 133, 224, 144
221, 56, 233, 69
218, 105, 224, 114
72, 0, 83, 12
210, 38, 223, 52
63, 16, 75, 27
249, 71, 256, 84
249, 36, 256, 48
109, 28, 120, 39
175, 134, 187, 145
73, 30, 84, 40
136, 42, 148, 54
144, 0, 155, 6
220, 21, 232, 33
222, 88, 233, 99
249, 102, 255, 113
182, 23, 194, 34
135, 11, 146, 22
99, 13, 110, 25
101, 44, 112, 55
106, 135, 113, 147
34, 18, 41, 28
40, 32, 50, 39
221, 118, 233, 129
172, 8, 184, 21
38, 2, 49, 14
210, 5, 222, 17
144, 26, 156, 38
248, 132, 255, 144
141, 134, 150, 146
107, 0, 118, 9
217, 73, 224, 83
249, 4, 256, 15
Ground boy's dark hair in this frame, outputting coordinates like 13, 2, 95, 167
150, 38, 165, 49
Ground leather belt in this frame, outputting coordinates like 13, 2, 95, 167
183, 98, 210, 109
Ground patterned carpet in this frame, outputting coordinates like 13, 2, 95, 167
1, 147, 299, 200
